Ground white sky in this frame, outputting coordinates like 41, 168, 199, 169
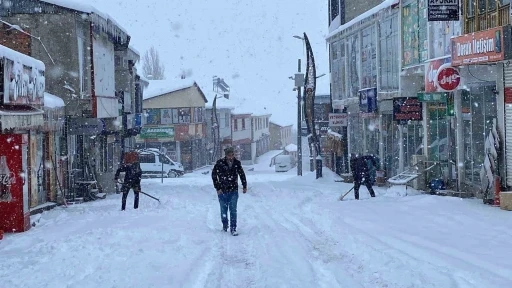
85, 0, 329, 127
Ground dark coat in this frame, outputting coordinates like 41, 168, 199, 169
350, 155, 378, 183
115, 162, 142, 186
212, 157, 247, 193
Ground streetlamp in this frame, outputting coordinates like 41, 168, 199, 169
291, 62, 304, 176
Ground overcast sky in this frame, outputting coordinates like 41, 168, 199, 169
86, 0, 328, 126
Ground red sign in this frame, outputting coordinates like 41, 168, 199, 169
435, 64, 460, 91
425, 59, 445, 92
451, 26, 506, 66
505, 88, 512, 104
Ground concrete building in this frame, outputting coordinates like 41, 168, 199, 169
269, 121, 293, 150
0, 0, 137, 201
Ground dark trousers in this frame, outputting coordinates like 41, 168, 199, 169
121, 184, 141, 210
218, 192, 239, 230
354, 180, 375, 200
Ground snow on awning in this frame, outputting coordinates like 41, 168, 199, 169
44, 92, 65, 109
0, 105, 44, 131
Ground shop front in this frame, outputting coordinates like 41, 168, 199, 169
450, 25, 511, 197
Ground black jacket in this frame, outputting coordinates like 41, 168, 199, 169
115, 162, 142, 186
212, 157, 247, 193
350, 155, 377, 182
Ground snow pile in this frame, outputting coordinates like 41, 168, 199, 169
43, 92, 65, 108
285, 143, 297, 152
2, 163, 512, 287
143, 79, 196, 100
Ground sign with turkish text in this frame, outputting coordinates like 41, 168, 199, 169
328, 113, 348, 127
393, 97, 423, 123
417, 92, 448, 102
139, 126, 175, 140
451, 26, 512, 66
428, 0, 459, 21
435, 64, 460, 91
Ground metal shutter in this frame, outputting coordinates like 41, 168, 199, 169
504, 66, 512, 186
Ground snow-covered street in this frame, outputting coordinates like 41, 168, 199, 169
1, 162, 512, 288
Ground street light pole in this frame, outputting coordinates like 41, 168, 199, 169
295, 59, 304, 176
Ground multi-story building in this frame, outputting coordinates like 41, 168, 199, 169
0, 0, 136, 202
269, 121, 293, 150
140, 80, 208, 171
251, 113, 271, 160
231, 112, 252, 163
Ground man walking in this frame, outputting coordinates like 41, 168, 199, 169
350, 154, 378, 200
211, 147, 247, 236
114, 152, 143, 211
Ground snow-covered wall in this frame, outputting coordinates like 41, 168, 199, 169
93, 35, 117, 118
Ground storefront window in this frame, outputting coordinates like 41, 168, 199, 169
364, 117, 379, 155
361, 26, 377, 89
382, 114, 400, 177
426, 103, 450, 181
347, 34, 360, 98
348, 113, 363, 155
462, 87, 497, 185
466, 0, 475, 17
403, 122, 423, 168
379, 15, 399, 90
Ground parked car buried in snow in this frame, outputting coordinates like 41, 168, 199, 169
274, 154, 295, 172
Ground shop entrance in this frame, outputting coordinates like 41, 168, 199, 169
461, 86, 497, 189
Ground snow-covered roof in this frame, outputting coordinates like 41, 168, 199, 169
0, 45, 45, 71
44, 92, 65, 108
40, 0, 129, 35
144, 79, 197, 100
270, 121, 293, 128
205, 95, 235, 110
326, 0, 398, 39
285, 144, 297, 152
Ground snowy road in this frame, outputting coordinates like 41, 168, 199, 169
1, 166, 512, 288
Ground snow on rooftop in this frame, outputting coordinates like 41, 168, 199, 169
44, 92, 65, 108
143, 79, 196, 100
0, 45, 45, 71
326, 0, 398, 39
41, 0, 129, 35
270, 120, 293, 127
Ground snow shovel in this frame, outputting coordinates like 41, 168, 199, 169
140, 191, 160, 203
339, 186, 354, 201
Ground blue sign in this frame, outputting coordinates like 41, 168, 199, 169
359, 87, 377, 113
135, 113, 142, 127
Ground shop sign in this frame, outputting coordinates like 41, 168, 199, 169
417, 92, 447, 102
428, 0, 459, 21
425, 58, 450, 92
451, 26, 512, 66
139, 126, 175, 140
505, 87, 512, 104
359, 87, 377, 113
315, 121, 329, 135
328, 113, 348, 127
393, 97, 423, 123
435, 64, 460, 91
67, 118, 104, 135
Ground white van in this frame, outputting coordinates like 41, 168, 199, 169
274, 154, 295, 172
136, 149, 185, 178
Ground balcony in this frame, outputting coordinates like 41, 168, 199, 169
464, 4, 510, 33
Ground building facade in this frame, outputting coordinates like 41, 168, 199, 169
269, 121, 293, 150
231, 112, 252, 163
140, 80, 208, 171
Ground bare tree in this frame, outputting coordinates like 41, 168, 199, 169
142, 46, 165, 80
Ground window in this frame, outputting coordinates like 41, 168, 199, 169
330, 0, 339, 22
178, 108, 191, 123
225, 113, 230, 128
234, 118, 238, 131
139, 153, 156, 163
242, 118, 246, 130
379, 15, 399, 90
347, 34, 360, 98
361, 26, 377, 89
193, 107, 203, 123
266, 118, 269, 128
159, 154, 171, 164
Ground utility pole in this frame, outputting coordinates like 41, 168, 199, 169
295, 59, 305, 176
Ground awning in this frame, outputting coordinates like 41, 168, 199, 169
44, 92, 65, 109
0, 105, 44, 131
